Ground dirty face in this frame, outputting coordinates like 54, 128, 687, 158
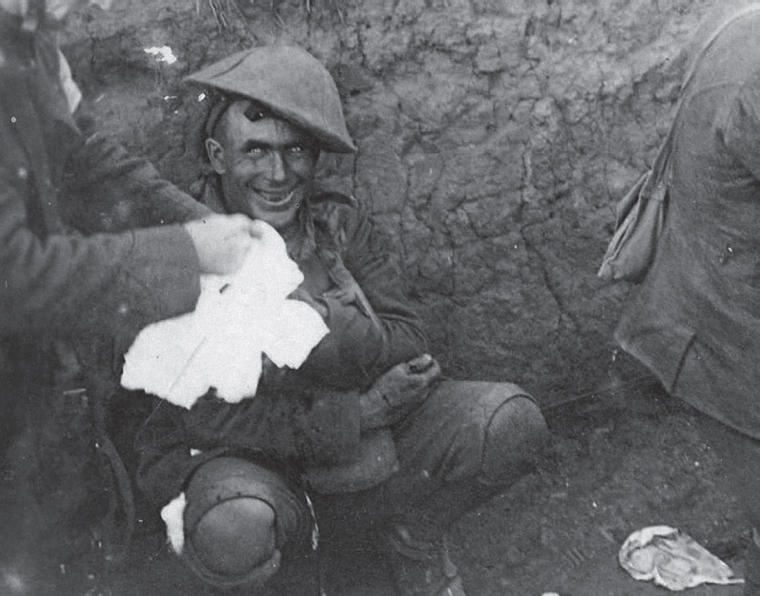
206, 100, 319, 231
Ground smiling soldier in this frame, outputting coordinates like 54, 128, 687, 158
135, 45, 550, 596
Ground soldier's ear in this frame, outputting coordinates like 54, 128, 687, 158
205, 137, 226, 174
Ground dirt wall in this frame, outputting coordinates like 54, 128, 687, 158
62, 0, 716, 404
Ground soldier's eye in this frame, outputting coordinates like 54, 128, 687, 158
244, 107, 268, 122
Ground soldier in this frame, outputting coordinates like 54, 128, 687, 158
614, 3, 760, 594
0, 0, 257, 587
136, 46, 550, 596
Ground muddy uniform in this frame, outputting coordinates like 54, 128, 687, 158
136, 188, 428, 506
136, 181, 549, 594
0, 6, 209, 578
615, 5, 760, 594
134, 45, 549, 596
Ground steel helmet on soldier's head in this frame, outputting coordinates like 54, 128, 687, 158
185, 45, 356, 154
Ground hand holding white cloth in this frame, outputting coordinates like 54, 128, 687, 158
121, 220, 329, 408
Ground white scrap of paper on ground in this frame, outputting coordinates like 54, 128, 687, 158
161, 492, 187, 555
120, 220, 329, 408
619, 525, 744, 591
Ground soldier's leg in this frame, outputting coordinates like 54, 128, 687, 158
181, 456, 314, 593
386, 381, 549, 595
319, 380, 549, 596
382, 381, 548, 529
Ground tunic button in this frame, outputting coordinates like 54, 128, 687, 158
17, 167, 28, 180
10, 116, 17, 124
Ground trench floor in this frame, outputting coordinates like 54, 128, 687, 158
92, 371, 748, 596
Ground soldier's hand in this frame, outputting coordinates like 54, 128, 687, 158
184, 214, 264, 275
359, 354, 441, 430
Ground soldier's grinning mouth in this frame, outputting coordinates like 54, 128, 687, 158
258, 190, 294, 205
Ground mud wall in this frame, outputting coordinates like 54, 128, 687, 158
62, 0, 716, 404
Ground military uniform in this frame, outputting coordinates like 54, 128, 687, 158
615, 5, 760, 593
0, 4, 209, 581
135, 46, 549, 596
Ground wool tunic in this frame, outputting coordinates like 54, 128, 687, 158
616, 9, 760, 439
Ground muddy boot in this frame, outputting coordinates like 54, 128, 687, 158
374, 476, 519, 596
377, 522, 465, 596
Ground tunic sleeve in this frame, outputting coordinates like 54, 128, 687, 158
297, 201, 428, 390
60, 131, 211, 233
0, 170, 201, 341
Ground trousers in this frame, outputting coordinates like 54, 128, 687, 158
178, 380, 549, 591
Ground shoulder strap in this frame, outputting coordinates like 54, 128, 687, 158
643, 3, 760, 196
681, 4, 760, 91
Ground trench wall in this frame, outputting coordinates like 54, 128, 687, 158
63, 0, 717, 404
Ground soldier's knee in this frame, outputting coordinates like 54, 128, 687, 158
481, 395, 549, 483
179, 456, 307, 588
189, 497, 278, 577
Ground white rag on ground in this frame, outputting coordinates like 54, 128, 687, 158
120, 220, 329, 409
619, 525, 744, 591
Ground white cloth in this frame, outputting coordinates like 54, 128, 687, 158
120, 221, 329, 408
619, 525, 744, 591
57, 50, 82, 114
160, 492, 187, 555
